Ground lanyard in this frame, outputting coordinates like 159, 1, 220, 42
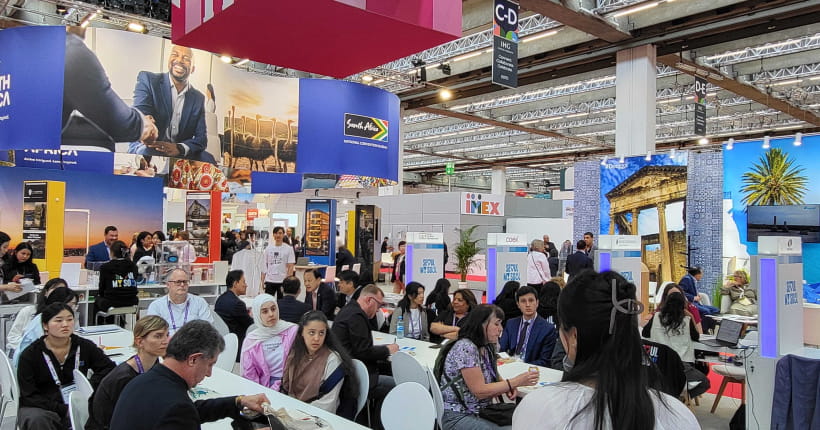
42, 346, 80, 388
452, 314, 462, 327
481, 347, 497, 381
167, 297, 191, 331
133, 354, 145, 374
408, 309, 420, 338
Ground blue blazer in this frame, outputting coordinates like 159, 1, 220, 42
85, 241, 110, 269
678, 274, 698, 303
132, 71, 208, 158
499, 315, 557, 367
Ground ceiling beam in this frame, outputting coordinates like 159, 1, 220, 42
657, 54, 820, 127
519, 0, 631, 43
404, 148, 551, 171
414, 106, 595, 146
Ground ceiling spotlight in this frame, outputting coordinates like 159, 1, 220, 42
794, 132, 803, 146
361, 75, 374, 83
220, 55, 233, 64
234, 58, 250, 66
645, 152, 652, 161
439, 89, 453, 100
698, 137, 709, 145
126, 22, 147, 33
726, 137, 735, 150
438, 64, 452, 76
56, 4, 68, 14
670, 148, 677, 159
762, 135, 771, 149
342, 199, 349, 205
619, 155, 625, 163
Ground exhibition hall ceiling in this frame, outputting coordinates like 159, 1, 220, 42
3, 0, 820, 186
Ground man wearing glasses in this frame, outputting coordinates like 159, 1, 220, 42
147, 268, 214, 336
332, 285, 398, 429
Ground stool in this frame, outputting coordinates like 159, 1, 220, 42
96, 306, 138, 328
711, 363, 746, 413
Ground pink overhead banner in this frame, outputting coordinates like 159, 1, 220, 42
171, 0, 462, 78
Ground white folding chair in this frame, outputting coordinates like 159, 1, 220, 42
426, 369, 444, 430
323, 266, 337, 284
211, 312, 230, 337
341, 265, 350, 271
68, 390, 89, 430
351, 263, 361, 274
0, 351, 19, 429
216, 333, 238, 371
352, 359, 370, 424
72, 369, 94, 400
391, 352, 430, 390
381, 382, 435, 430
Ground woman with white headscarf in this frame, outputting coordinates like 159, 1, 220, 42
240, 294, 298, 391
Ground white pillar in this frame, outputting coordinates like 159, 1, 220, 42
491, 167, 506, 195
616, 45, 656, 158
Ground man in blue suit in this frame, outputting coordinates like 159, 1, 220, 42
129, 45, 214, 163
499, 286, 557, 367
85, 225, 118, 269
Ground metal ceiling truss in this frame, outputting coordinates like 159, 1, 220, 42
700, 32, 820, 67
745, 62, 820, 83
593, 0, 652, 14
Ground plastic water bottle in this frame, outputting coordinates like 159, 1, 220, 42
396, 315, 405, 339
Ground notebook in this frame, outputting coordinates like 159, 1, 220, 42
699, 318, 743, 348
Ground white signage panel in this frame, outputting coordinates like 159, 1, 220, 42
461, 192, 505, 216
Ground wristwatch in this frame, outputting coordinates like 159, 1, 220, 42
175, 143, 186, 156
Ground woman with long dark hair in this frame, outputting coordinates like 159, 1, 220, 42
389, 281, 430, 341
151, 231, 166, 249
0, 231, 24, 294
492, 281, 521, 323
7, 278, 67, 355
132, 231, 157, 262
15, 288, 80, 366
434, 304, 538, 430
643, 292, 710, 398
537, 281, 562, 324
425, 278, 452, 318
431, 289, 478, 341
2, 242, 41, 285
282, 311, 358, 419
657, 283, 702, 334
513, 271, 698, 430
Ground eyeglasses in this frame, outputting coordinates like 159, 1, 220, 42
168, 280, 190, 286
369, 297, 386, 308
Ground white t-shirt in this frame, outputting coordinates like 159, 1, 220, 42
146, 294, 214, 336
512, 382, 699, 430
263, 244, 295, 283
408, 308, 422, 339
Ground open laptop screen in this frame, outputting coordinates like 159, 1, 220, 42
717, 319, 743, 344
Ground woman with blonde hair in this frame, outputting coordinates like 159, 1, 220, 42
87, 315, 169, 430
721, 270, 757, 316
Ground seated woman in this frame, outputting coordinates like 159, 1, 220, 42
537, 281, 562, 324
643, 292, 710, 398
241, 294, 298, 391
2, 242, 41, 285
657, 283, 703, 334
425, 278, 452, 318
721, 270, 757, 316
131, 231, 158, 263
492, 281, 521, 324
282, 311, 358, 419
513, 271, 699, 430
14, 288, 80, 367
0, 231, 25, 297
389, 282, 431, 341
7, 278, 67, 356
96, 241, 139, 319
16, 303, 115, 430
173, 231, 197, 263
431, 289, 477, 341
434, 304, 539, 430
86, 315, 169, 430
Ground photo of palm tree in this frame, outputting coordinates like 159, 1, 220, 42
740, 148, 808, 206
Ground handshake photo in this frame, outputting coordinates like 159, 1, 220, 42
140, 114, 182, 157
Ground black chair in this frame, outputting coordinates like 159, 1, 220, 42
642, 339, 687, 399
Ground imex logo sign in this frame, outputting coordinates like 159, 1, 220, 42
461, 193, 504, 216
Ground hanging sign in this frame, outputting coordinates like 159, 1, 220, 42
694, 76, 707, 136
445, 162, 455, 175
492, 0, 519, 88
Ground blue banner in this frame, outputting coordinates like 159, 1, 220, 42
250, 172, 303, 194
0, 26, 65, 151
297, 79, 399, 181
13, 149, 113, 173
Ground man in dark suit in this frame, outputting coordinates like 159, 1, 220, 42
214, 270, 253, 359
129, 45, 214, 162
335, 270, 362, 310
336, 244, 356, 274
499, 286, 557, 367
279, 276, 311, 324
110, 321, 269, 430
566, 239, 593, 279
85, 225, 118, 269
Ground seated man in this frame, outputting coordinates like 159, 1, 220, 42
214, 270, 253, 357
332, 285, 398, 428
147, 268, 214, 336
278, 276, 311, 324
110, 320, 269, 429
335, 270, 363, 310
499, 286, 557, 367
302, 268, 337, 320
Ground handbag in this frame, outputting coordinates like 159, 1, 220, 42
441, 364, 516, 426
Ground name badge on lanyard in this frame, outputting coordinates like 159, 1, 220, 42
43, 349, 81, 405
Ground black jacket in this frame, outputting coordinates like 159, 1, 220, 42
98, 258, 139, 306
565, 251, 593, 278
110, 363, 240, 430
18, 334, 114, 418
214, 290, 253, 350
278, 296, 311, 324
86, 361, 139, 430
331, 300, 389, 389
336, 248, 356, 274
1, 258, 41, 285
303, 283, 337, 320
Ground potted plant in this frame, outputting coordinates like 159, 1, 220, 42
454, 225, 482, 287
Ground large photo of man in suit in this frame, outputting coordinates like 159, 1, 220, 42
128, 45, 216, 163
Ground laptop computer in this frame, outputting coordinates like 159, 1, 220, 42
296, 257, 310, 266
699, 318, 744, 347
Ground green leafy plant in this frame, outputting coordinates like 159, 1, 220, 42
454, 225, 482, 282
741, 148, 808, 206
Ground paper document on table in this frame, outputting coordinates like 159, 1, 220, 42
372, 333, 396, 345
77, 325, 121, 334
5, 280, 36, 300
